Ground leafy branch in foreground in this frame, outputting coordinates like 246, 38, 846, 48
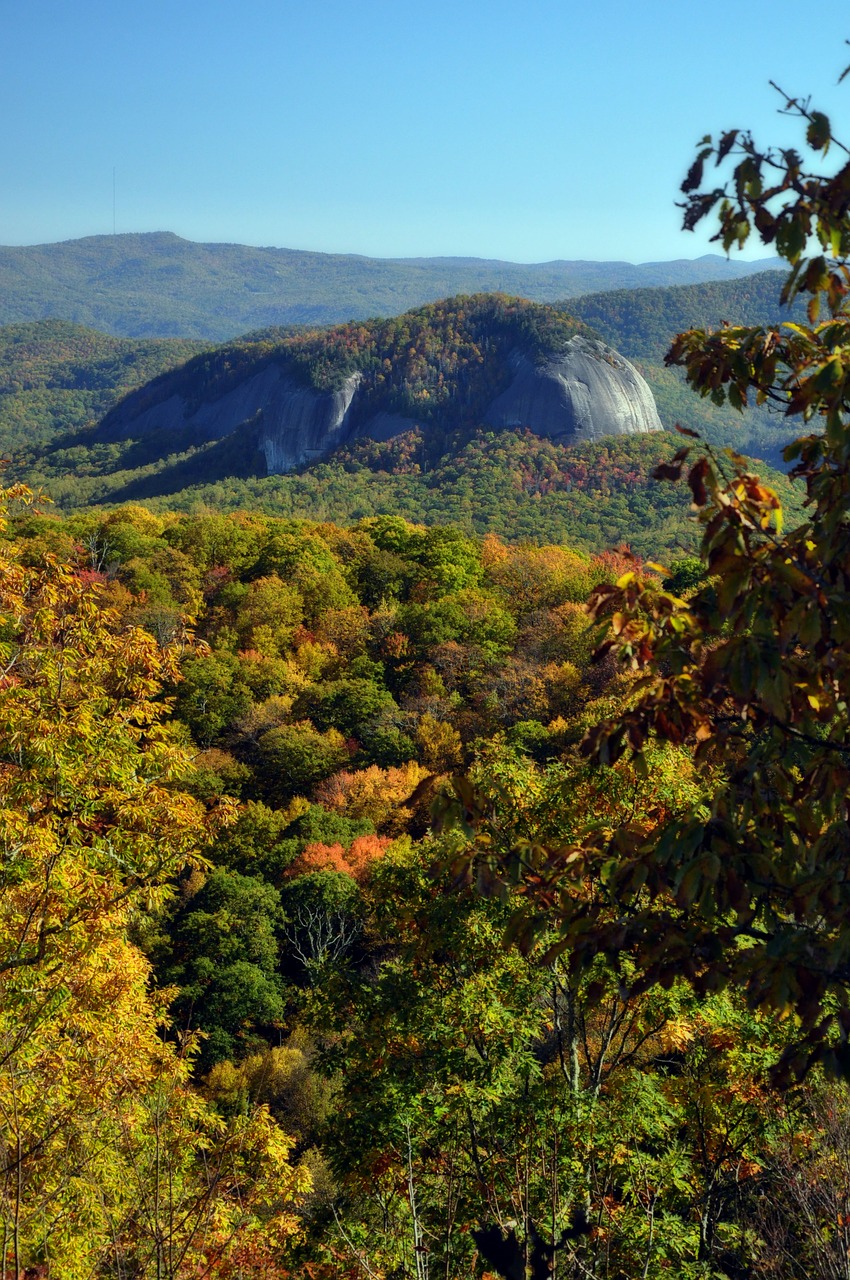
442, 54, 850, 1082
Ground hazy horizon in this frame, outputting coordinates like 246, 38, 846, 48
0, 227, 783, 269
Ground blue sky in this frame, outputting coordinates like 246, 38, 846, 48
3, 0, 847, 261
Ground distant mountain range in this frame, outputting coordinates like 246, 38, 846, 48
0, 232, 784, 342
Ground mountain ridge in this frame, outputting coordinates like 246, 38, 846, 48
1, 271, 801, 525
0, 232, 784, 341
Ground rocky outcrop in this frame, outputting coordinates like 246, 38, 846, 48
97, 318, 663, 480
101, 363, 363, 473
483, 336, 662, 441
259, 371, 361, 473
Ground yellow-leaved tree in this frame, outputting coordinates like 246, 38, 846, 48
0, 487, 308, 1278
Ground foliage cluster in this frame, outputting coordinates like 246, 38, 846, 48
1, 479, 845, 1277
0, 486, 309, 1277
436, 59, 850, 1273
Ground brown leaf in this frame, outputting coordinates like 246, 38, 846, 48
716, 129, 739, 163
681, 157, 705, 194
652, 462, 683, 482
688, 457, 710, 506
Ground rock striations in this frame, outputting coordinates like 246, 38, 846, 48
258, 371, 362, 473
100, 365, 363, 474
97, 296, 663, 476
484, 337, 661, 441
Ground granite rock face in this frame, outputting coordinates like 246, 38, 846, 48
99, 329, 662, 478
101, 363, 363, 473
483, 336, 662, 441
259, 371, 361, 473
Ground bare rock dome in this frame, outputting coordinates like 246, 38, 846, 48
483, 335, 662, 441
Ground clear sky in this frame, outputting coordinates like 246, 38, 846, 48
3, 0, 848, 262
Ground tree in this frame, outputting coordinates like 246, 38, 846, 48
254, 721, 351, 803
447, 60, 850, 1079
280, 870, 363, 979
310, 833, 785, 1279
100, 1042, 308, 1280
313, 760, 430, 832
236, 573, 303, 656
174, 651, 253, 747
0, 486, 307, 1272
0, 487, 217, 988
157, 869, 287, 1066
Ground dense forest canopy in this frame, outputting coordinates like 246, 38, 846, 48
0, 492, 826, 1278
0, 432, 836, 1277
86, 430, 795, 561
5, 51, 850, 1280
0, 318, 205, 456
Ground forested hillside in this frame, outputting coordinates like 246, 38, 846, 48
0, 484, 838, 1277
45, 431, 791, 561
570, 268, 791, 362
2, 289, 802, 538
0, 318, 205, 455
0, 231, 782, 339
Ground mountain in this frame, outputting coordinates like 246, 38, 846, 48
0, 274, 804, 553
0, 232, 783, 341
96, 296, 662, 479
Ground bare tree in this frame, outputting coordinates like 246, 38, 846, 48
754, 1088, 850, 1280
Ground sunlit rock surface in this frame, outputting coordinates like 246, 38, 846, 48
98, 331, 662, 477
483, 336, 662, 441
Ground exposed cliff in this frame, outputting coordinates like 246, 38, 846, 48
484, 336, 661, 441
95, 295, 663, 479
99, 361, 363, 473
259, 372, 362, 472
